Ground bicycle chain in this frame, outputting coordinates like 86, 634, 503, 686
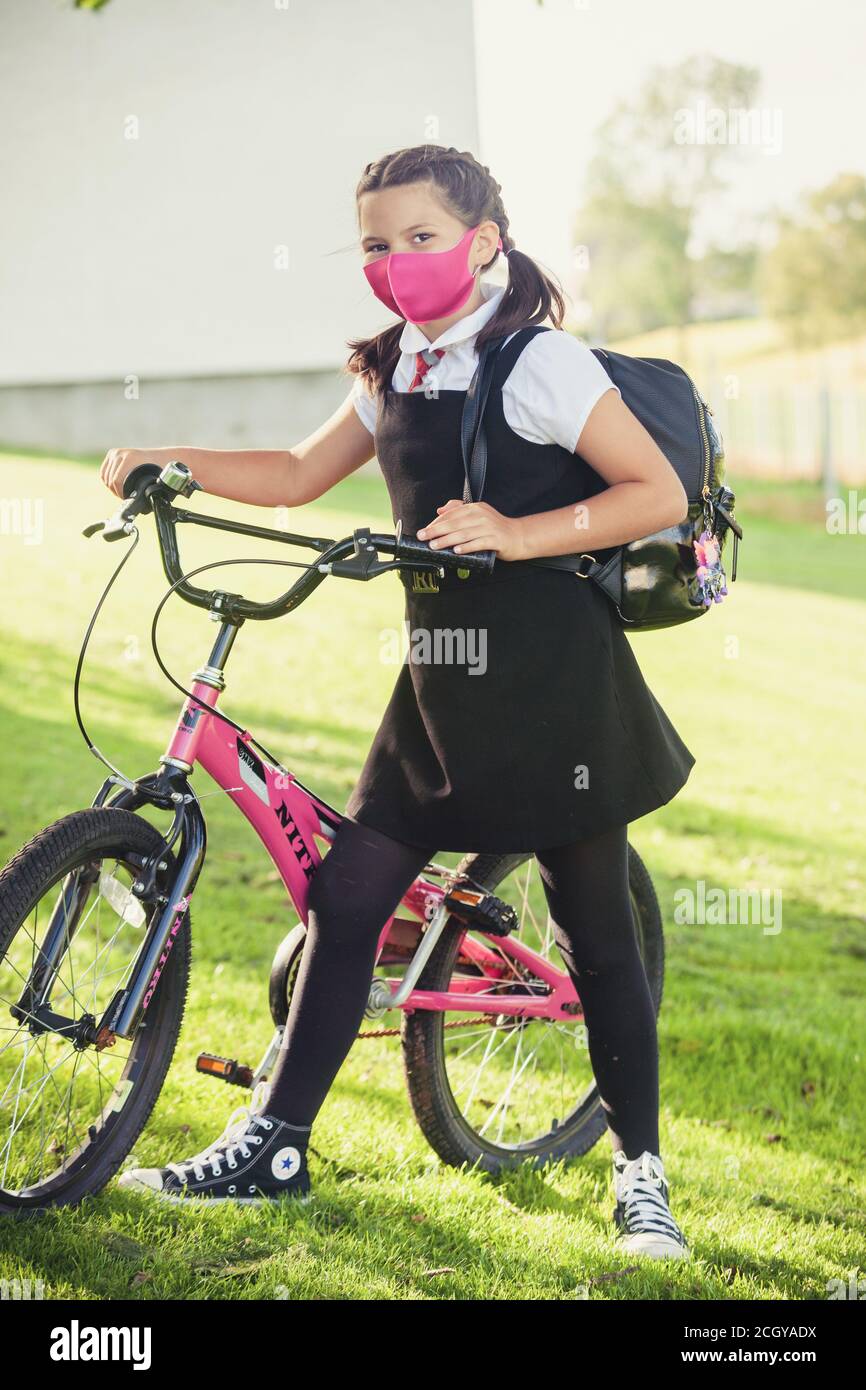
357, 1015, 491, 1039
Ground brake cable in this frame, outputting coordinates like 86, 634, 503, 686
74, 530, 326, 785
73, 523, 144, 784
148, 552, 325, 771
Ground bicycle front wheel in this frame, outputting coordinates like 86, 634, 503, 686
401, 845, 663, 1174
0, 808, 191, 1213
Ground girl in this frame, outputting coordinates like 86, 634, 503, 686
103, 145, 694, 1260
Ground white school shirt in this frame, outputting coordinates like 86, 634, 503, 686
346, 280, 620, 453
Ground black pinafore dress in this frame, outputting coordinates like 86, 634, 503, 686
345, 330, 696, 853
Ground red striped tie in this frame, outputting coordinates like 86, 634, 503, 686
408, 348, 445, 393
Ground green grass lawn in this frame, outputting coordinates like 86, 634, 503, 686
0, 452, 863, 1301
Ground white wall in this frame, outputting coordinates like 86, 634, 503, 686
0, 0, 480, 389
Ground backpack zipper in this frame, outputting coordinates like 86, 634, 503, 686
693, 385, 712, 499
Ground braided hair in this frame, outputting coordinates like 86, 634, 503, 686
346, 144, 565, 395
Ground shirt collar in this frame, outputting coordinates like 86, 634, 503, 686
399, 281, 506, 356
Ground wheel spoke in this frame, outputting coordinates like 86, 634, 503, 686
0, 831, 186, 1202
431, 854, 614, 1156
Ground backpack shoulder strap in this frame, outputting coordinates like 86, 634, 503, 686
460, 326, 552, 506
491, 325, 551, 390
460, 334, 505, 504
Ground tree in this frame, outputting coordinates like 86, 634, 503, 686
575, 54, 761, 338
761, 172, 866, 347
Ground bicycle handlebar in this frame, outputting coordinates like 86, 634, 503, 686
85, 461, 496, 623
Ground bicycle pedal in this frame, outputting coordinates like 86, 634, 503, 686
196, 1052, 254, 1088
443, 883, 518, 938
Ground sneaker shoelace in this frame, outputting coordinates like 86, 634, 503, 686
615, 1151, 685, 1244
169, 1080, 275, 1184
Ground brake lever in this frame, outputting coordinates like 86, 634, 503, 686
319, 526, 418, 581
83, 469, 188, 543
82, 514, 135, 542
83, 511, 137, 542
318, 525, 447, 582
102, 516, 138, 542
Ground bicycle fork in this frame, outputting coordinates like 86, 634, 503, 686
11, 772, 205, 1052
92, 767, 207, 1044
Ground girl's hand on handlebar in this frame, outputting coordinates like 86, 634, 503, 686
417, 500, 527, 562
100, 447, 171, 499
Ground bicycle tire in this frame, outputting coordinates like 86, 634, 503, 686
401, 844, 664, 1174
0, 807, 191, 1213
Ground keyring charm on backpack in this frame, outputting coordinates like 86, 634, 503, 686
693, 486, 729, 608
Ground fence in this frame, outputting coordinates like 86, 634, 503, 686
705, 383, 866, 486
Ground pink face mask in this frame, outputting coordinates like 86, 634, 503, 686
363, 223, 503, 323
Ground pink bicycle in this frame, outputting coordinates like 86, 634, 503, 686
0, 462, 664, 1212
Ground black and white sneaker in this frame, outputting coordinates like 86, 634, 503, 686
118, 1083, 312, 1205
612, 1149, 690, 1259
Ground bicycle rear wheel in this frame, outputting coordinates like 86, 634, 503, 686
0, 808, 190, 1212
401, 845, 663, 1174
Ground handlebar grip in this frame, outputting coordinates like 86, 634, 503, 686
459, 548, 496, 575
122, 464, 163, 500
396, 534, 496, 576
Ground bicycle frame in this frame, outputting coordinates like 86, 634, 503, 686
85, 616, 580, 1047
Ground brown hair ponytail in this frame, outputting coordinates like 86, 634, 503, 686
346, 144, 565, 396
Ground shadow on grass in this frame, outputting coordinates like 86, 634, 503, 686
0, 634, 373, 826
0, 1158, 836, 1301
654, 794, 863, 863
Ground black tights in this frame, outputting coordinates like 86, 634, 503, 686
265, 818, 659, 1160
